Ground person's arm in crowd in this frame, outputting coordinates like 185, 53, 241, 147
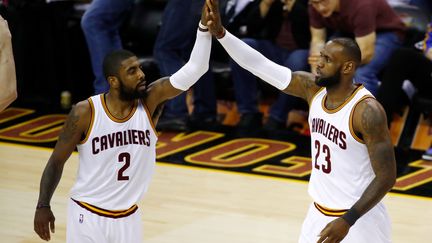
355, 32, 376, 64
259, 0, 275, 17
349, 2, 378, 64
0, 15, 17, 112
309, 26, 326, 74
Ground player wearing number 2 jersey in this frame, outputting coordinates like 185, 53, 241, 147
204, 1, 396, 242
34, 7, 213, 242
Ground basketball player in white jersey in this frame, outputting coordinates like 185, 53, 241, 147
0, 15, 17, 112
33, 8, 213, 242
204, 0, 396, 242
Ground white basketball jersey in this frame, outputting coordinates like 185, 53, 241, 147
308, 85, 375, 209
70, 94, 157, 210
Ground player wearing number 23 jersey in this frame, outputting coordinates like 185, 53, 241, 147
302, 85, 391, 243
202, 8, 397, 241
308, 85, 374, 209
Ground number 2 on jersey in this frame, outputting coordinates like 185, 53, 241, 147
314, 140, 332, 174
118, 152, 130, 180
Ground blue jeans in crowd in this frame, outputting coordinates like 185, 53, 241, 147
231, 38, 309, 123
354, 32, 403, 95
153, 0, 216, 120
81, 0, 134, 94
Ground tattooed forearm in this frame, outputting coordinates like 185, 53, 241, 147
38, 162, 64, 204
58, 108, 80, 144
352, 100, 396, 215
367, 139, 395, 174
352, 141, 395, 215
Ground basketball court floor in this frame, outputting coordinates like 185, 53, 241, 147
0, 105, 431, 243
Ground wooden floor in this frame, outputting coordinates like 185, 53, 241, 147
0, 142, 430, 243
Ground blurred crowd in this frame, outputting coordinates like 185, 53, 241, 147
1, 0, 432, 160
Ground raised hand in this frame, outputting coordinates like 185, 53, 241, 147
201, 0, 210, 27
205, 0, 225, 38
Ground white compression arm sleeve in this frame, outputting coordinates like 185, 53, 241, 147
169, 27, 211, 91
218, 30, 292, 90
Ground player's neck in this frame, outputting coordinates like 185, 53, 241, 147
325, 83, 357, 105
104, 93, 136, 119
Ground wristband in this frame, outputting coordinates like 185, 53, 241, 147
36, 202, 51, 209
341, 208, 360, 226
216, 28, 226, 39
198, 22, 208, 32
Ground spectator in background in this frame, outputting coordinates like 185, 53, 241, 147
154, 0, 257, 131
376, 21, 432, 161
153, 0, 217, 131
230, 0, 310, 131
308, 0, 406, 95
0, 15, 17, 112
81, 0, 135, 95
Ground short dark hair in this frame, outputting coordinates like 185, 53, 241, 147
331, 38, 362, 66
102, 49, 136, 79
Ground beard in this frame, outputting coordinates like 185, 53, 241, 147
315, 69, 341, 88
118, 80, 147, 101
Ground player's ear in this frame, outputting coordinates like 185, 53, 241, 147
107, 75, 119, 88
342, 61, 354, 74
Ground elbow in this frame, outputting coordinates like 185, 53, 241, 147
383, 173, 396, 192
7, 89, 17, 106
389, 173, 396, 190
0, 90, 17, 112
201, 63, 209, 75
361, 51, 374, 65
11, 90, 17, 102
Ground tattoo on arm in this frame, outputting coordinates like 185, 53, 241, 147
361, 104, 381, 134
152, 101, 166, 125
58, 108, 80, 144
38, 161, 64, 205
360, 103, 392, 162
351, 101, 396, 216
288, 71, 319, 103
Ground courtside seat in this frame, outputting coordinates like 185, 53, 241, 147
398, 94, 432, 149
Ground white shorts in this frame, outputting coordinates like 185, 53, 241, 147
66, 198, 143, 243
299, 202, 391, 243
